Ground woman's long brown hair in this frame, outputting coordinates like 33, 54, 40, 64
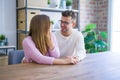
29, 15, 50, 55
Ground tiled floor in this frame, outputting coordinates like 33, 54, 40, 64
0, 55, 8, 66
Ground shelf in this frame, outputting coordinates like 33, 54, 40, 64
17, 30, 28, 34
17, 28, 78, 34
16, 0, 79, 49
17, 29, 60, 34
17, 6, 79, 13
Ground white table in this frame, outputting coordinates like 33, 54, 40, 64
0, 45, 16, 55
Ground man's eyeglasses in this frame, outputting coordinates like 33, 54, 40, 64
59, 20, 72, 26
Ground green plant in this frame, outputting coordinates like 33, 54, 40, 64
82, 23, 108, 53
66, 0, 72, 6
50, 20, 54, 25
0, 34, 6, 41
47, 0, 50, 5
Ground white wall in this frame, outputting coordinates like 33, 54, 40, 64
0, 0, 4, 33
0, 0, 16, 46
110, 0, 120, 52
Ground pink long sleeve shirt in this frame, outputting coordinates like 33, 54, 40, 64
22, 33, 60, 64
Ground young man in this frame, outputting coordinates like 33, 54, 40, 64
54, 10, 86, 62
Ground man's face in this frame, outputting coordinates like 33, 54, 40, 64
60, 16, 75, 33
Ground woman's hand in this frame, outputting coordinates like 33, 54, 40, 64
46, 32, 54, 51
53, 56, 79, 65
21, 57, 26, 63
64, 56, 79, 64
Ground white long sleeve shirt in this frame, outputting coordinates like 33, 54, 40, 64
54, 30, 86, 61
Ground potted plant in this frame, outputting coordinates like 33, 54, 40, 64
50, 20, 55, 29
0, 34, 6, 46
82, 23, 108, 53
50, 20, 54, 25
47, 0, 50, 7
66, 0, 72, 9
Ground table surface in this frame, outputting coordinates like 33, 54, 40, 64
0, 52, 120, 80
0, 45, 16, 49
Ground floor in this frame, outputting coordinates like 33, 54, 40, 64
0, 54, 8, 66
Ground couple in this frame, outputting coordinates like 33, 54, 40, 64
22, 10, 86, 65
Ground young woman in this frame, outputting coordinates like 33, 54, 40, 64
22, 14, 79, 65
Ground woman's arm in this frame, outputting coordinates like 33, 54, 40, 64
23, 37, 55, 64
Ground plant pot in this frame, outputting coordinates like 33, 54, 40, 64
66, 6, 72, 9
0, 41, 5, 46
60, 0, 66, 9
49, 0, 61, 8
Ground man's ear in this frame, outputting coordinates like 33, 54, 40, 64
72, 22, 76, 28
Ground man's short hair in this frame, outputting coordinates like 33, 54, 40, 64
62, 10, 77, 20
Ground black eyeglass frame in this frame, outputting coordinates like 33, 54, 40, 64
59, 20, 73, 26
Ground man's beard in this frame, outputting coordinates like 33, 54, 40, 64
61, 26, 68, 32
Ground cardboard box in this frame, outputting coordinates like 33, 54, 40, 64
18, 33, 26, 49
18, 20, 25, 30
18, 10, 40, 31
17, 0, 47, 8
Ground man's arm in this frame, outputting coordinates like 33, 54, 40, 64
73, 31, 86, 61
